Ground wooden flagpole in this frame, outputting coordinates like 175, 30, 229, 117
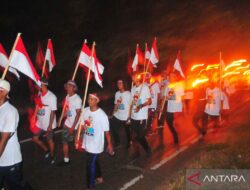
219, 51, 222, 122
41, 39, 50, 77
143, 43, 147, 73
1, 33, 21, 80
75, 41, 96, 146
57, 39, 87, 127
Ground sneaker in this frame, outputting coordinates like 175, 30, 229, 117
44, 151, 50, 159
50, 156, 56, 165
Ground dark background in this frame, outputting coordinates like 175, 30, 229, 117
1, 0, 250, 105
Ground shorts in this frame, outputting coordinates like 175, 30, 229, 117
62, 126, 76, 143
33, 128, 54, 140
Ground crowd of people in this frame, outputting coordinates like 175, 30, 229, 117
0, 69, 232, 190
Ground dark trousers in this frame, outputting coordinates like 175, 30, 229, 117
86, 152, 102, 189
147, 108, 156, 131
110, 117, 130, 146
201, 112, 219, 135
165, 112, 179, 144
130, 119, 151, 153
0, 162, 31, 190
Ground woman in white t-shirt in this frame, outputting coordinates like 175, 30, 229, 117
32, 77, 57, 164
78, 93, 113, 190
0, 79, 30, 189
110, 79, 131, 148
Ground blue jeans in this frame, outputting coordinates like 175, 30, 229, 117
0, 162, 31, 190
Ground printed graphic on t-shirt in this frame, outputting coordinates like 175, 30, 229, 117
168, 88, 176, 100
37, 108, 45, 116
207, 93, 215, 104
117, 97, 125, 110
133, 91, 142, 105
67, 110, 72, 117
84, 116, 94, 136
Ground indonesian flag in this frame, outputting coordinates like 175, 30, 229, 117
45, 39, 56, 72
132, 44, 144, 72
0, 43, 20, 79
173, 50, 185, 78
35, 42, 48, 78
9, 35, 41, 85
78, 42, 104, 87
150, 37, 159, 66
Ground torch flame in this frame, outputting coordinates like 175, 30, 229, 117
192, 78, 209, 87
190, 64, 205, 72
224, 59, 247, 71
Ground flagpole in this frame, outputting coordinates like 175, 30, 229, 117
143, 43, 147, 73
57, 39, 87, 127
41, 39, 50, 77
75, 41, 96, 146
1, 33, 21, 80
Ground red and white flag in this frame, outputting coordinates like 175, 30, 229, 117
132, 44, 144, 72
0, 43, 20, 79
9, 36, 40, 85
45, 39, 56, 72
78, 42, 104, 87
145, 45, 151, 60
149, 37, 159, 66
173, 50, 185, 78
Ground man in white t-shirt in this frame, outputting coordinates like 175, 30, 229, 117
78, 93, 113, 190
201, 81, 223, 135
59, 80, 82, 165
110, 79, 131, 148
163, 73, 184, 144
0, 79, 30, 189
32, 77, 57, 164
129, 73, 152, 158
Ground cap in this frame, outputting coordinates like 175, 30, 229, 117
0, 79, 10, 92
64, 80, 78, 91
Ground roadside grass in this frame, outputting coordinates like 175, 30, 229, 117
157, 112, 250, 190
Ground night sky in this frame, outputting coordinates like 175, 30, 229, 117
1, 0, 250, 102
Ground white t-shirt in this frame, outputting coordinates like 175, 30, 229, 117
64, 94, 82, 129
113, 91, 131, 121
164, 82, 185, 113
81, 107, 109, 154
36, 90, 57, 130
149, 82, 160, 109
0, 102, 22, 166
131, 84, 151, 120
204, 87, 222, 116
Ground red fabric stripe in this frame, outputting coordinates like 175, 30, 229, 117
0, 43, 8, 57
15, 36, 40, 81
48, 39, 56, 65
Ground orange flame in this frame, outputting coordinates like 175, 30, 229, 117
192, 78, 209, 87
222, 71, 240, 78
224, 59, 247, 71
190, 64, 205, 72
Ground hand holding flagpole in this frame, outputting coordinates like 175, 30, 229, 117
1, 33, 21, 80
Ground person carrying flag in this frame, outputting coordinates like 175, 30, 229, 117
129, 73, 152, 158
59, 80, 82, 165
77, 93, 113, 190
110, 79, 131, 148
32, 77, 57, 164
0, 79, 31, 189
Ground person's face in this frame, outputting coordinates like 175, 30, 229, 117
66, 84, 75, 95
117, 81, 124, 91
132, 75, 141, 86
0, 89, 8, 101
40, 84, 48, 93
88, 96, 98, 107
